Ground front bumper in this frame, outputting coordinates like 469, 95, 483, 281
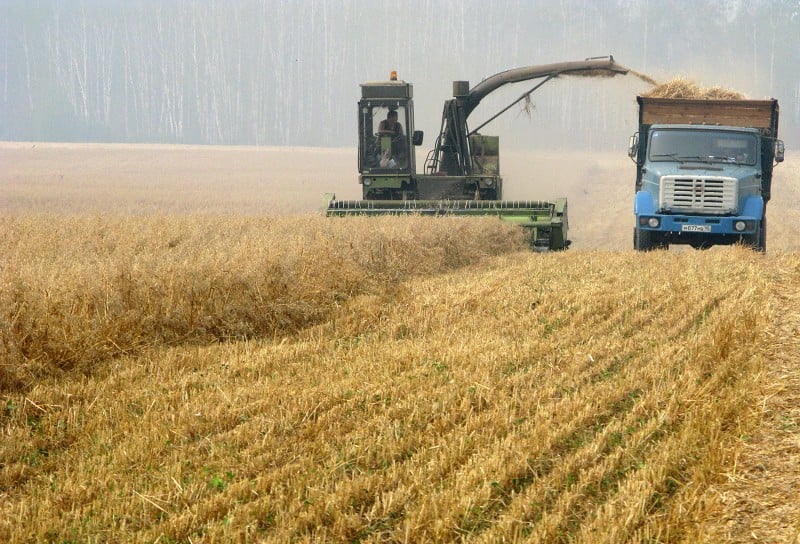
634, 191, 763, 235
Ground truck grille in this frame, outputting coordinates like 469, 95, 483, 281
660, 175, 738, 214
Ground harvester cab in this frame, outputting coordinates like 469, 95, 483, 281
328, 57, 630, 251
358, 71, 424, 200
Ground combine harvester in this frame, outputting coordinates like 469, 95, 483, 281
325, 56, 630, 250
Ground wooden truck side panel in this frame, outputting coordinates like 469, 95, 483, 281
637, 97, 779, 134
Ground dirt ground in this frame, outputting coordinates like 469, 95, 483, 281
1, 142, 798, 251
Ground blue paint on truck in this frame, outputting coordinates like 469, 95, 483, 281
629, 97, 784, 252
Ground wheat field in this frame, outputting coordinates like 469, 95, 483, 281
1, 143, 799, 543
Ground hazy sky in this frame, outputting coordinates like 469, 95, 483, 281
1, 0, 798, 148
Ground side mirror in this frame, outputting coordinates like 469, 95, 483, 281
628, 133, 639, 161
775, 139, 785, 163
413, 130, 424, 146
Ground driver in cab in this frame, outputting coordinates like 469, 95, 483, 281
378, 110, 403, 137
376, 110, 405, 168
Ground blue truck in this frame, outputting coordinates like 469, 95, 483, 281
629, 97, 784, 251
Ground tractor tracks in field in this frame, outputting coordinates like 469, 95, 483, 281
704, 257, 800, 543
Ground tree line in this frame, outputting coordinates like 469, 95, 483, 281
1, 0, 798, 148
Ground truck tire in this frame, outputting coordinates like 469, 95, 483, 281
634, 227, 654, 251
743, 216, 766, 253
755, 216, 766, 253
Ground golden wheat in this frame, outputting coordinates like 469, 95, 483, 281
2, 214, 797, 542
0, 214, 526, 392
641, 77, 747, 99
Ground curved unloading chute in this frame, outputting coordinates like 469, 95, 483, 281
465, 56, 630, 116
429, 56, 630, 177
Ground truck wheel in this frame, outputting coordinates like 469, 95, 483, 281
756, 216, 766, 253
634, 227, 655, 251
743, 216, 766, 253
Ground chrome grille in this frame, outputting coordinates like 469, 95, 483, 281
660, 176, 738, 214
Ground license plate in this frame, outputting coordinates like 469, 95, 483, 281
681, 224, 712, 233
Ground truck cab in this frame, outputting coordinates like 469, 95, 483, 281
629, 97, 784, 251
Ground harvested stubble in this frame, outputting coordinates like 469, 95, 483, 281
642, 77, 747, 99
3, 218, 799, 543
0, 214, 526, 392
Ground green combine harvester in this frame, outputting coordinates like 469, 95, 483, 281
325, 56, 630, 250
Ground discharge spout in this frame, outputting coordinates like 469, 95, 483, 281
464, 56, 629, 117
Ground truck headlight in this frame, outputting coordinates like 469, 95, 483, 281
647, 217, 660, 228
363, 178, 372, 186
734, 220, 746, 232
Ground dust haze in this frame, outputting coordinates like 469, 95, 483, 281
2, 1, 799, 250
3, 143, 799, 252
1, 0, 798, 147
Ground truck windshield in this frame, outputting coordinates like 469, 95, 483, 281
649, 129, 758, 166
360, 105, 409, 171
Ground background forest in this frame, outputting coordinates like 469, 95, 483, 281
1, 0, 799, 149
